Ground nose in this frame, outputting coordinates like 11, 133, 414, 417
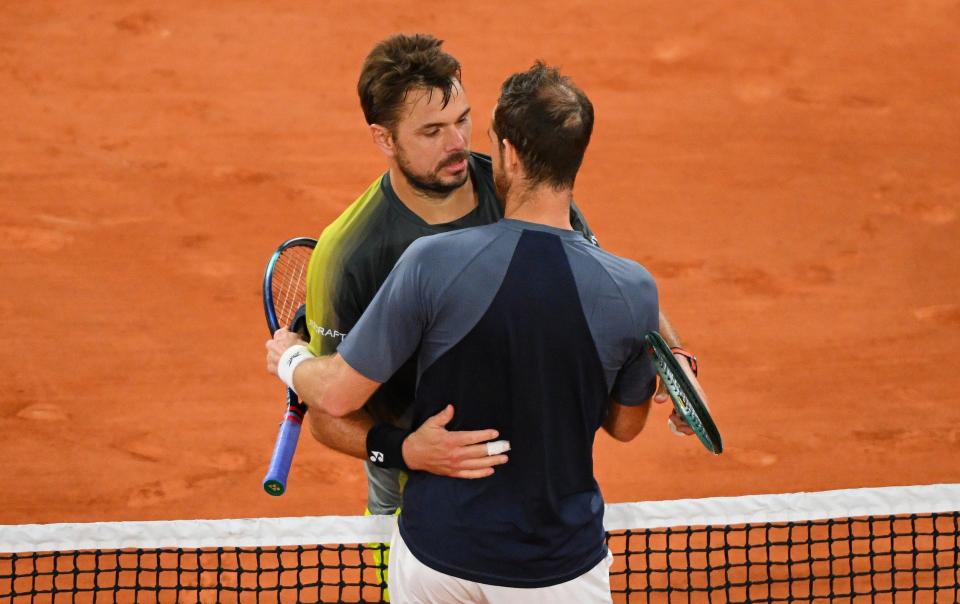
446, 126, 466, 151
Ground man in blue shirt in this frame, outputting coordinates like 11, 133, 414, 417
269, 63, 664, 601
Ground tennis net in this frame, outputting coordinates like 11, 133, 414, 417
1, 484, 957, 602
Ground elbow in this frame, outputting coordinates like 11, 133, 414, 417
603, 399, 651, 442
296, 388, 346, 419
315, 392, 353, 418
295, 355, 375, 420
324, 405, 352, 419
295, 378, 350, 418
609, 425, 644, 443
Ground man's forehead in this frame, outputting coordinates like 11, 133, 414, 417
400, 80, 469, 124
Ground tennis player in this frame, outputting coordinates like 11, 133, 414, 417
269, 62, 661, 602
300, 34, 598, 521
293, 33, 694, 522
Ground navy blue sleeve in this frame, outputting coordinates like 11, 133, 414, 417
338, 241, 428, 383
610, 276, 659, 406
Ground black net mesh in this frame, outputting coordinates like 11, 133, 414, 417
2, 512, 958, 602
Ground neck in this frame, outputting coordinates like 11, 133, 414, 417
503, 182, 573, 230
389, 167, 477, 225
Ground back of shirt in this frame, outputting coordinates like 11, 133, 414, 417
338, 219, 658, 588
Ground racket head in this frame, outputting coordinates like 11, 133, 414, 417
262, 237, 317, 333
644, 331, 723, 454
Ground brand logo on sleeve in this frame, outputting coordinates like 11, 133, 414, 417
309, 319, 347, 341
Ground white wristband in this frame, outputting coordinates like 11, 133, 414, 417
277, 345, 314, 394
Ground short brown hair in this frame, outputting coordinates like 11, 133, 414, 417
492, 62, 594, 189
357, 34, 462, 129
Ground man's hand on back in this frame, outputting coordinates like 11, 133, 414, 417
403, 405, 509, 479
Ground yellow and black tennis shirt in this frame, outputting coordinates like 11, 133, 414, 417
305, 152, 595, 424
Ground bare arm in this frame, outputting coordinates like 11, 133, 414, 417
266, 330, 384, 459
305, 393, 506, 475
307, 407, 373, 460
658, 310, 684, 348
264, 328, 379, 417
291, 353, 379, 418
266, 328, 507, 475
602, 397, 652, 442
599, 309, 675, 441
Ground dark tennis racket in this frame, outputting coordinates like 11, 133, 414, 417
645, 331, 723, 455
262, 236, 317, 496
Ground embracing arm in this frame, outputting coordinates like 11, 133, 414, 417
265, 328, 380, 417
303, 382, 504, 476
291, 353, 379, 418
307, 408, 373, 459
265, 329, 506, 476
602, 397, 653, 442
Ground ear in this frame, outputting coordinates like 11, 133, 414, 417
369, 124, 396, 158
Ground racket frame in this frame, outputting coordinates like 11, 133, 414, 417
262, 237, 317, 496
645, 331, 723, 455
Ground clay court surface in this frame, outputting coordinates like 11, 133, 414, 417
1, 2, 958, 526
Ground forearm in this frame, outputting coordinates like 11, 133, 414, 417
307, 406, 373, 460
291, 354, 343, 412
290, 352, 381, 418
658, 311, 683, 348
602, 398, 651, 442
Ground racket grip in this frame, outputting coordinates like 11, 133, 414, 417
262, 396, 307, 496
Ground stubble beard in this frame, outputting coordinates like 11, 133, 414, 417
395, 146, 470, 199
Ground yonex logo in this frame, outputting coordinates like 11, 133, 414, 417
370, 451, 384, 463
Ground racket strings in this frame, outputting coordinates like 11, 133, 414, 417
271, 246, 313, 330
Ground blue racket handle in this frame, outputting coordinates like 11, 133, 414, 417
262, 396, 307, 496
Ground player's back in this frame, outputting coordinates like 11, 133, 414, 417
391, 219, 659, 587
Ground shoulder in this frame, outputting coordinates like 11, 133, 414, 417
403, 222, 506, 262
311, 175, 396, 273
570, 242, 657, 301
316, 176, 389, 248
396, 224, 514, 295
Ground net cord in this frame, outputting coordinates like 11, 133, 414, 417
2, 483, 958, 554
603, 483, 960, 531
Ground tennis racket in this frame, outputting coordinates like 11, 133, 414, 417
262, 236, 317, 496
645, 331, 723, 455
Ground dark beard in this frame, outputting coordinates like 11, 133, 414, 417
396, 150, 470, 198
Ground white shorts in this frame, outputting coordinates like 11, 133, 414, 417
387, 525, 614, 604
